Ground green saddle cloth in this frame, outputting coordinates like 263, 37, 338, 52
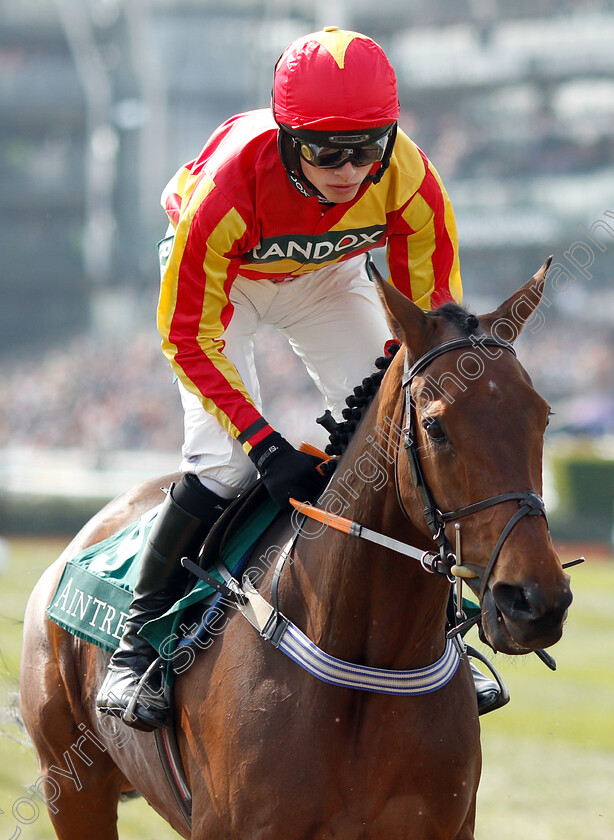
46, 496, 280, 653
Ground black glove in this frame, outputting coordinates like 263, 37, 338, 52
248, 431, 324, 509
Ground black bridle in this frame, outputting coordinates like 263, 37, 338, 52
397, 336, 548, 598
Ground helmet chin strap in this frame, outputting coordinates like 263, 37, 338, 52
276, 131, 324, 199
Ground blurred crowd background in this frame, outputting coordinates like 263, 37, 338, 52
1, 0, 614, 536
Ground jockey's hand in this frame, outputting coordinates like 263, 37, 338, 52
248, 431, 324, 509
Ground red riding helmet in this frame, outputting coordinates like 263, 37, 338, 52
273, 26, 399, 130
272, 27, 400, 195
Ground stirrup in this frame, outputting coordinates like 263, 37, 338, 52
121, 656, 169, 729
97, 655, 169, 732
466, 644, 510, 715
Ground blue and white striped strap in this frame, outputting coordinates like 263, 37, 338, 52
238, 582, 462, 696
278, 621, 461, 695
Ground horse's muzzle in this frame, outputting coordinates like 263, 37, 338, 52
480, 575, 573, 654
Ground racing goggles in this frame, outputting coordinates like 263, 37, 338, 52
293, 128, 393, 169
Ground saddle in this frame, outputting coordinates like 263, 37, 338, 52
157, 477, 282, 664
150, 479, 285, 826
195, 478, 274, 593
184, 442, 331, 606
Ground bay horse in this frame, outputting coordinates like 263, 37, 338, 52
19, 261, 572, 840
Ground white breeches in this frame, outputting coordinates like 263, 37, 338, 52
177, 253, 392, 498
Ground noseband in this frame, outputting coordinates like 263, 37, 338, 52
399, 336, 547, 598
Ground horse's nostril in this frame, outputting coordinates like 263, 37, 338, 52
493, 583, 533, 618
492, 579, 572, 624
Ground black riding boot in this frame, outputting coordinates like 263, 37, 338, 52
448, 592, 509, 715
470, 659, 509, 715
96, 474, 229, 731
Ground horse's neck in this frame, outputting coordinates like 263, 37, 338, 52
288, 393, 450, 671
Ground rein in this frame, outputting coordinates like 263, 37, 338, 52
187, 333, 569, 695
186, 533, 464, 695
295, 335, 550, 600
283, 332, 581, 663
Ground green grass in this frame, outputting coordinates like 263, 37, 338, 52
473, 554, 614, 839
1, 539, 612, 839
0, 538, 180, 840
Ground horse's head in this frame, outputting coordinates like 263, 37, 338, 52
376, 260, 572, 655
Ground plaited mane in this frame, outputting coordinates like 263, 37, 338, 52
318, 343, 400, 475
318, 303, 481, 474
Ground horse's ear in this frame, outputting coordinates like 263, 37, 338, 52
373, 267, 437, 358
479, 256, 552, 342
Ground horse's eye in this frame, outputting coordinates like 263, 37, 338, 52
422, 417, 447, 442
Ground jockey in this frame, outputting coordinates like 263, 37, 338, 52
97, 27, 504, 730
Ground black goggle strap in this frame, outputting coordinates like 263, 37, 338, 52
277, 130, 318, 198
367, 122, 397, 185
